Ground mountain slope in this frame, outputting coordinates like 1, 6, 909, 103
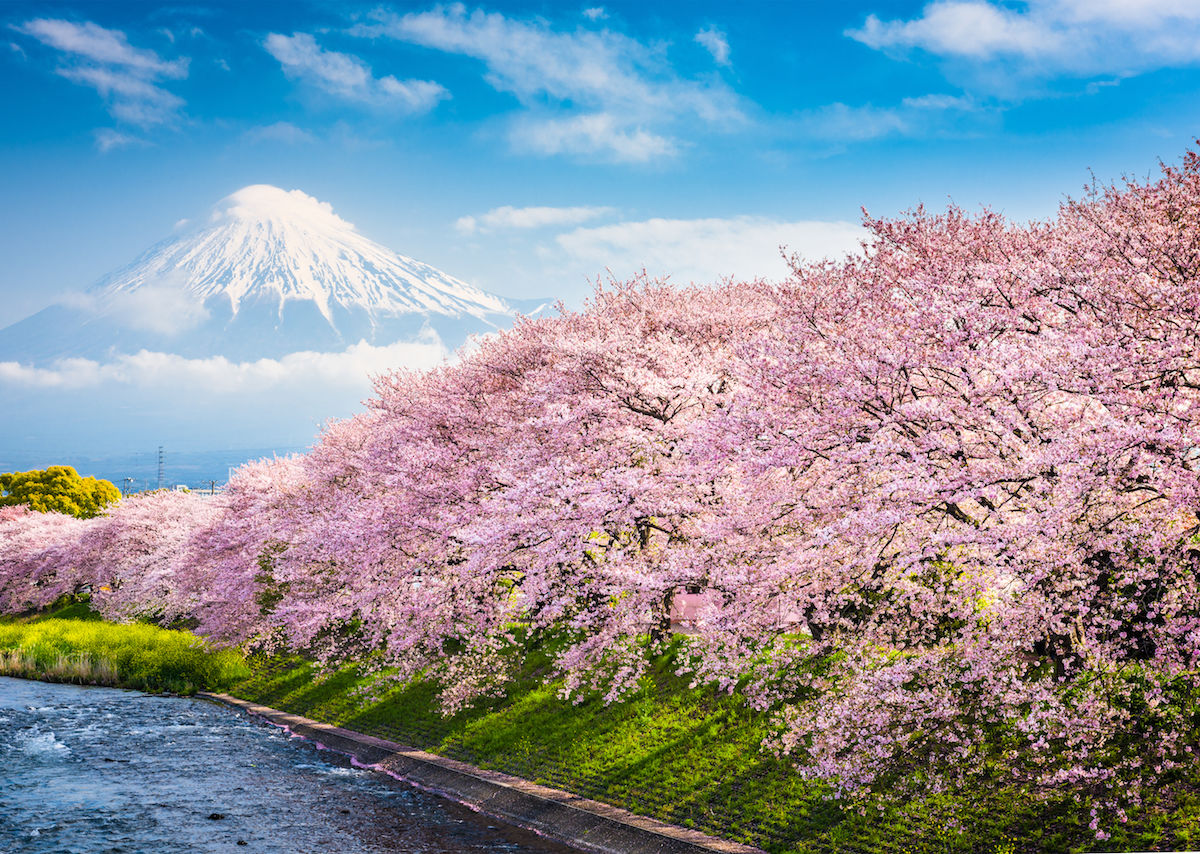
0, 185, 538, 364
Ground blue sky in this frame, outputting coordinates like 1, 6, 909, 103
5, 0, 1200, 329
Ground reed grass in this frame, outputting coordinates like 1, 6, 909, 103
0, 618, 249, 694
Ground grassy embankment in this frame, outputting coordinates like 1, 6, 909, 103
0, 598, 249, 694
229, 648, 1200, 854
7, 601, 1200, 853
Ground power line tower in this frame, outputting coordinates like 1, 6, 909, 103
157, 446, 165, 491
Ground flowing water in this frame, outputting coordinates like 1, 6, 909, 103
0, 677, 579, 853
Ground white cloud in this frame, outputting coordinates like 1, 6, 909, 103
0, 332, 457, 452
93, 128, 145, 152
59, 65, 184, 126
0, 337, 449, 392
16, 19, 186, 75
694, 27, 731, 66
456, 204, 616, 234
849, 2, 1056, 59
15, 19, 188, 127
509, 112, 678, 162
583, 8, 608, 21
264, 32, 448, 112
900, 93, 974, 110
56, 280, 209, 335
848, 0, 1200, 78
801, 103, 911, 141
797, 94, 977, 142
243, 121, 316, 145
1056, 0, 1200, 26
555, 216, 866, 287
355, 5, 745, 161
109, 286, 211, 335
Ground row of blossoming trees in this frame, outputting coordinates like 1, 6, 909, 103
4, 152, 1200, 825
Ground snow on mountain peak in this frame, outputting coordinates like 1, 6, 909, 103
213, 184, 355, 233
88, 184, 512, 329
0, 185, 547, 366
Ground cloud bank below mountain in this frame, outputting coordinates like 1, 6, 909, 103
0, 334, 449, 390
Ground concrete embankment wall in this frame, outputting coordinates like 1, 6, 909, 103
201, 692, 765, 854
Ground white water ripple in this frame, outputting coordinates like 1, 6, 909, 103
15, 728, 70, 759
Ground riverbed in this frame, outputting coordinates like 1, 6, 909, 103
0, 676, 578, 853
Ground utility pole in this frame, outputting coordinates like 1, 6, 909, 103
157, 446, 165, 491
122, 476, 134, 497
204, 479, 217, 495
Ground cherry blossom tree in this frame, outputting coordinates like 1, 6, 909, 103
692, 159, 1200, 818
3, 146, 1200, 831
78, 489, 220, 622
247, 279, 777, 707
0, 505, 98, 612
172, 455, 314, 648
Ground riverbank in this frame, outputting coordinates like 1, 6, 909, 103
225, 653, 1200, 854
0, 603, 248, 694
2, 677, 572, 854
5, 607, 1200, 852
204, 691, 763, 854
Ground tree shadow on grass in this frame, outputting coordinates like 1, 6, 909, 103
234, 657, 1112, 854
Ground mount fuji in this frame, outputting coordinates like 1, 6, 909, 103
0, 185, 543, 364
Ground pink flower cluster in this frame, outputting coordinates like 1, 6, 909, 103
5, 148, 1200, 821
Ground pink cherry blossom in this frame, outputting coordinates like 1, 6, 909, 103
4, 147, 1200, 820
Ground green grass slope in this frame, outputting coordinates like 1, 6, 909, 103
227, 648, 1200, 854
0, 600, 249, 694
6, 600, 1199, 852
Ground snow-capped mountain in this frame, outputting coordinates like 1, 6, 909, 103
0, 185, 541, 363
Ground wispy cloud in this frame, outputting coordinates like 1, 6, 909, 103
900, 93, 974, 110
264, 32, 448, 113
798, 93, 979, 142
16, 19, 185, 75
14, 18, 188, 129
555, 216, 865, 286
59, 279, 210, 335
242, 121, 316, 145
93, 128, 146, 152
694, 27, 731, 66
849, 2, 1055, 59
354, 5, 746, 162
800, 103, 910, 141
456, 204, 615, 234
58, 65, 184, 126
509, 113, 678, 162
582, 8, 608, 22
848, 1, 1200, 79
0, 337, 449, 392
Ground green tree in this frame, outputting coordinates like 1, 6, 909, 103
0, 466, 121, 518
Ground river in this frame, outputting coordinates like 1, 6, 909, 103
0, 677, 579, 853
